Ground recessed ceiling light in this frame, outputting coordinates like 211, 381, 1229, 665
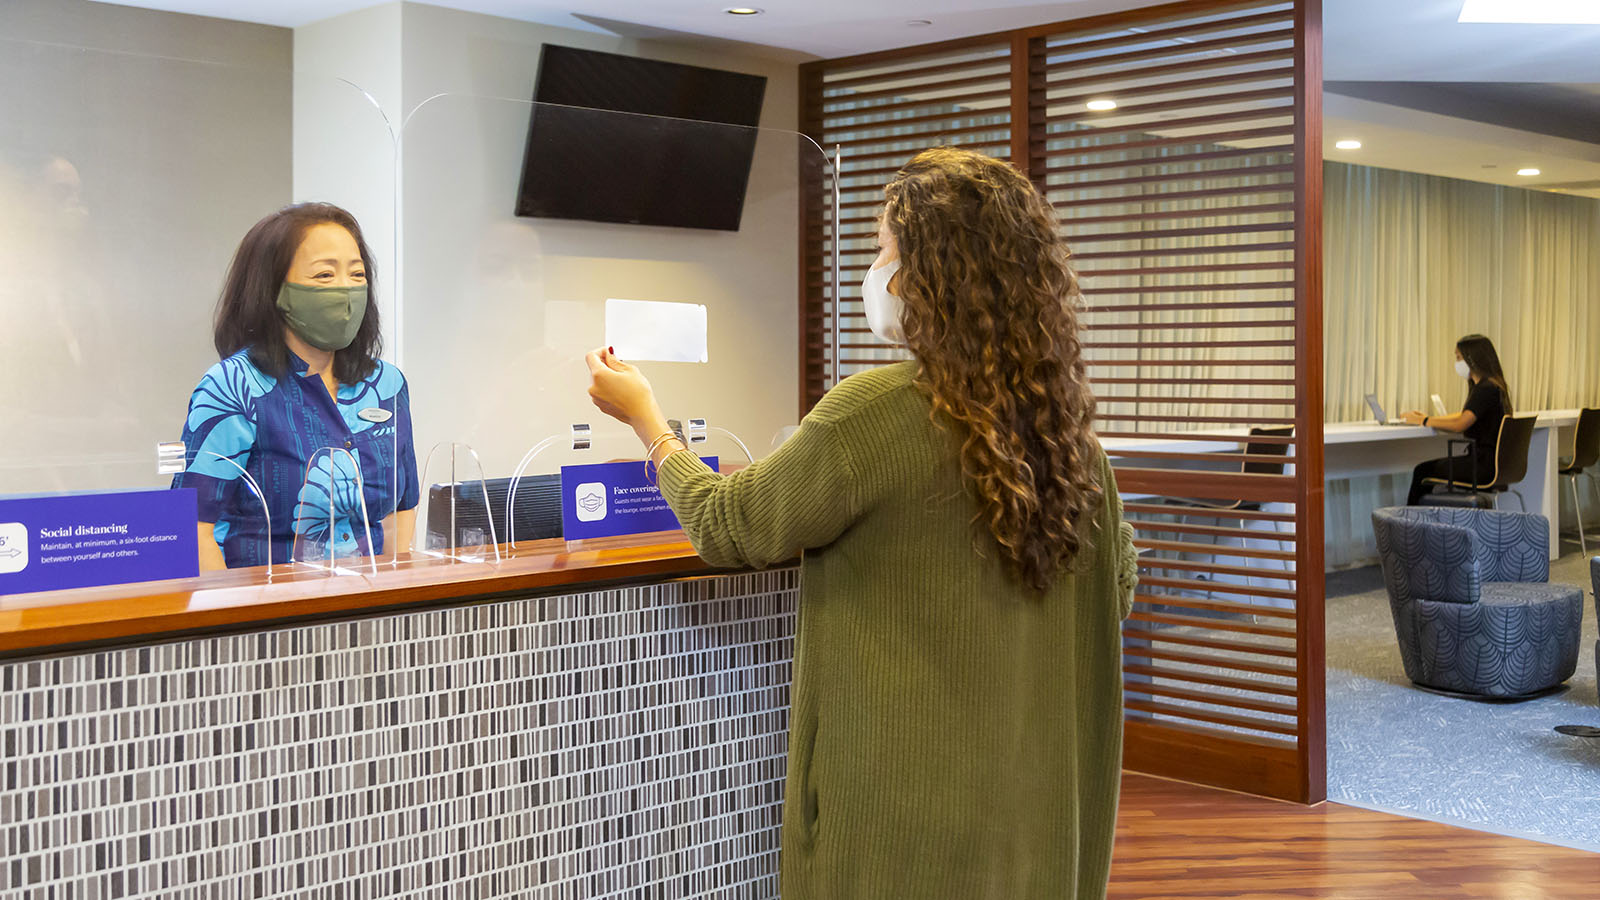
907, 19, 933, 26
1334, 139, 1362, 150
723, 7, 763, 15
1517, 167, 1541, 176
1086, 99, 1117, 111
1459, 0, 1600, 24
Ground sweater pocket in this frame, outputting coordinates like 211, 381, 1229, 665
786, 711, 821, 848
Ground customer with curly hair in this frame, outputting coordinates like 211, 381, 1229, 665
585, 146, 1137, 899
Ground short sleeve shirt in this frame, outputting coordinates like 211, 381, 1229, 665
1461, 379, 1507, 469
171, 349, 420, 568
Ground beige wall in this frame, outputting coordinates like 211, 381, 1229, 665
394, 2, 803, 481
293, 4, 404, 350
0, 0, 292, 494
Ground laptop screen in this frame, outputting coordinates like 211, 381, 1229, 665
1364, 394, 1386, 423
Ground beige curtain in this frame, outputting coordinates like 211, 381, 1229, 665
1323, 161, 1600, 565
1324, 161, 1600, 419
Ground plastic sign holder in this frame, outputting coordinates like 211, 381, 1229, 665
415, 441, 502, 565
506, 421, 753, 550
290, 447, 378, 577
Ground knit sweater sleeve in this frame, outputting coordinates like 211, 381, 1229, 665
1101, 450, 1139, 620
656, 417, 861, 569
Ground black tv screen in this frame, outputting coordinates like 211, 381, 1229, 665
515, 45, 767, 231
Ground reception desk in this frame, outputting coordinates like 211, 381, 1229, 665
0, 537, 797, 898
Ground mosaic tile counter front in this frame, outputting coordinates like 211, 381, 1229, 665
1, 568, 799, 899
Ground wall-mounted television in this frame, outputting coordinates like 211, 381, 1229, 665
514, 45, 767, 232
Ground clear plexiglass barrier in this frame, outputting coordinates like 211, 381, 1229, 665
1, 55, 839, 593
416, 427, 751, 560
398, 96, 834, 560
0, 37, 402, 587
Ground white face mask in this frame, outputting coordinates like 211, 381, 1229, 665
862, 258, 906, 344
1454, 360, 1471, 379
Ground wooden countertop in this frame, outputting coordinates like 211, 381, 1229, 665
0, 532, 731, 657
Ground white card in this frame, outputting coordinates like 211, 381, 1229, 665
605, 298, 708, 363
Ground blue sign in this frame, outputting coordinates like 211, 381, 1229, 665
0, 489, 199, 596
560, 458, 716, 541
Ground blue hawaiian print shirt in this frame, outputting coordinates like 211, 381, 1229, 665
171, 349, 420, 568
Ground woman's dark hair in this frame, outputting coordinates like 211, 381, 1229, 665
213, 202, 382, 383
1456, 333, 1512, 413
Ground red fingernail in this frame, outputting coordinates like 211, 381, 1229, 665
608, 346, 615, 356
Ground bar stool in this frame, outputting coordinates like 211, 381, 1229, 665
1558, 407, 1600, 553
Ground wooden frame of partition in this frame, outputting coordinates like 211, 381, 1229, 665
800, 0, 1326, 803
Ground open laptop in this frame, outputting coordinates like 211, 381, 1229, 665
1365, 394, 1415, 426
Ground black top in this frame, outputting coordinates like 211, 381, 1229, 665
1461, 378, 1508, 474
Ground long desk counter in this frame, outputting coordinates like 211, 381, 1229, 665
0, 535, 799, 898
1102, 411, 1583, 566
1325, 410, 1579, 560
0, 532, 727, 656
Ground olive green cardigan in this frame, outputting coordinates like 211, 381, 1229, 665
658, 362, 1137, 899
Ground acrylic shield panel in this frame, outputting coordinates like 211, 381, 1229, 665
0, 35, 403, 582
398, 95, 837, 552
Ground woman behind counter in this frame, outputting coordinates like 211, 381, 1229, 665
586, 148, 1138, 899
1402, 333, 1512, 505
173, 203, 418, 570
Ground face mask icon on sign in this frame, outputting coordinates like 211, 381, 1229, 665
575, 483, 608, 523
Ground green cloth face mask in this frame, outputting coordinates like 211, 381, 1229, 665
276, 282, 367, 351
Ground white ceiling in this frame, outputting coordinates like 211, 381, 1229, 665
96, 1, 1160, 59
1322, 0, 1600, 82
93, 0, 1600, 196
1325, 94, 1600, 199
87, 0, 1600, 79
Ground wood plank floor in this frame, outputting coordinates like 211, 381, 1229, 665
1110, 773, 1600, 899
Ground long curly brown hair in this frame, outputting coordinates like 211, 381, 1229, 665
884, 147, 1101, 592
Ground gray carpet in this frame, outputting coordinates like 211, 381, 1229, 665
1326, 550, 1600, 851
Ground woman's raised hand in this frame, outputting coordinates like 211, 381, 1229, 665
584, 347, 663, 434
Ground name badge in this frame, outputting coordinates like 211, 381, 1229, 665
358, 407, 393, 424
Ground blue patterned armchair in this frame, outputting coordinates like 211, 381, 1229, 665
1371, 507, 1583, 699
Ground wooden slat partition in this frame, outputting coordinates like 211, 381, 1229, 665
799, 43, 1013, 404
800, 0, 1324, 804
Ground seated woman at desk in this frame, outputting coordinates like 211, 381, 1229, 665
172, 203, 419, 570
1401, 333, 1512, 504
